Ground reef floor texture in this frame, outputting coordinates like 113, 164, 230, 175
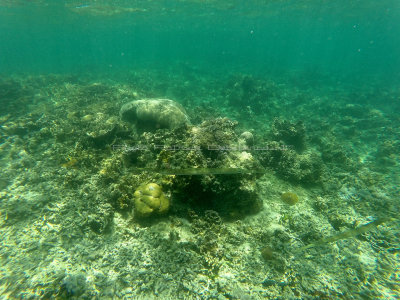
0, 68, 399, 299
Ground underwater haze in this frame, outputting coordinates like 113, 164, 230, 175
0, 0, 399, 299
1, 0, 400, 80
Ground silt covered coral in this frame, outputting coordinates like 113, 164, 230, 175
120, 98, 190, 131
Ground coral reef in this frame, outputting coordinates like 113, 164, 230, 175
170, 118, 263, 217
0, 71, 398, 299
256, 141, 323, 184
117, 116, 263, 218
270, 118, 306, 152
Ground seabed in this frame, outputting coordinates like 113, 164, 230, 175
0, 68, 399, 299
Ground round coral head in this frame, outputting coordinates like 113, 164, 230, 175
133, 183, 170, 218
281, 192, 299, 206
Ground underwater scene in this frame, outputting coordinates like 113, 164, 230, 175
0, 0, 399, 299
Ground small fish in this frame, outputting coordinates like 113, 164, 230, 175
75, 4, 90, 9
61, 158, 78, 168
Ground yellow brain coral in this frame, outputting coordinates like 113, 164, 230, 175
133, 183, 170, 218
281, 192, 299, 206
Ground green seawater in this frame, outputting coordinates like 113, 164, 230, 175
1, 0, 399, 80
0, 1, 399, 299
